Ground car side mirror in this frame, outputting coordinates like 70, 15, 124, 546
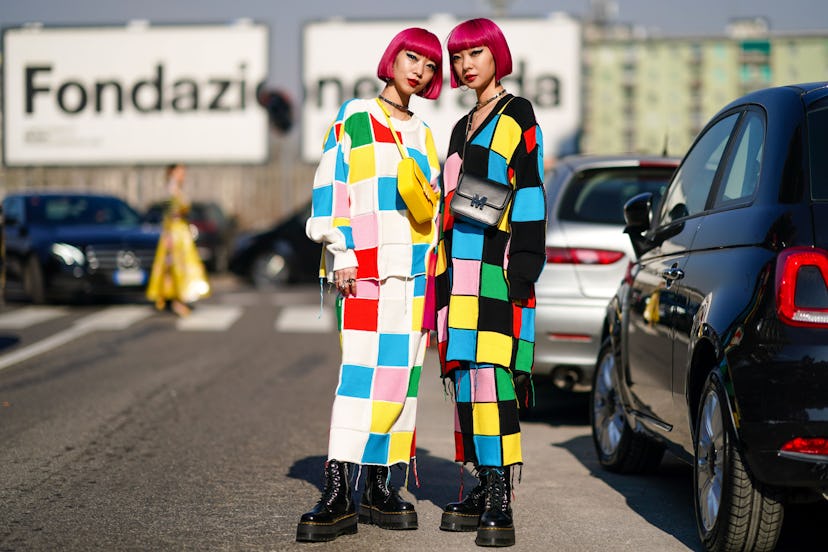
623, 192, 654, 258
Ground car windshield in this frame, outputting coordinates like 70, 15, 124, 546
809, 104, 828, 200
26, 195, 142, 226
558, 166, 676, 224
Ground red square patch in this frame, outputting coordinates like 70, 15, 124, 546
342, 298, 379, 331
355, 248, 379, 279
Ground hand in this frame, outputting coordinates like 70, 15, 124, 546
334, 268, 357, 297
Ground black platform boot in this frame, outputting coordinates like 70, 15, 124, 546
296, 460, 358, 542
358, 465, 418, 530
475, 467, 515, 547
440, 470, 488, 532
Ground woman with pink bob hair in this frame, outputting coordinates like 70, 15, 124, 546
433, 18, 547, 548
297, 27, 443, 544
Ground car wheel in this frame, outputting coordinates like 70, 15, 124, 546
591, 338, 664, 473
23, 256, 46, 304
251, 252, 288, 289
693, 372, 783, 552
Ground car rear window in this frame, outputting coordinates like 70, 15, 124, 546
809, 105, 828, 200
558, 166, 676, 224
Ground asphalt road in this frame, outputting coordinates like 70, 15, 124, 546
1, 276, 825, 551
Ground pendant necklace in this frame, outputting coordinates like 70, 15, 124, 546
378, 94, 413, 117
467, 88, 508, 135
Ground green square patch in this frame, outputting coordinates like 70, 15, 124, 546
407, 364, 422, 397
514, 339, 534, 373
480, 263, 509, 300
495, 367, 516, 400
345, 111, 373, 148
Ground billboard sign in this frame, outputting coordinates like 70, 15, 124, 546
302, 14, 581, 162
2, 22, 269, 166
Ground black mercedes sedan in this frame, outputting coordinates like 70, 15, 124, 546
228, 201, 321, 289
591, 81, 828, 551
2, 191, 160, 303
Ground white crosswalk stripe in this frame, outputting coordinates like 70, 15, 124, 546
274, 305, 335, 333
176, 305, 243, 331
0, 306, 67, 329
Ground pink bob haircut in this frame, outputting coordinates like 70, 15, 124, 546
376, 27, 443, 100
446, 18, 513, 88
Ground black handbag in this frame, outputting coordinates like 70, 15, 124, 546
450, 98, 515, 228
450, 173, 513, 227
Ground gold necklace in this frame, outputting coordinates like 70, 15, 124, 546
476, 88, 507, 109
378, 94, 413, 116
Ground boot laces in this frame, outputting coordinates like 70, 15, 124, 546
320, 461, 345, 507
483, 468, 509, 512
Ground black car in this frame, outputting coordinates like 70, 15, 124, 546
228, 201, 321, 288
591, 82, 828, 551
2, 191, 160, 303
144, 200, 236, 272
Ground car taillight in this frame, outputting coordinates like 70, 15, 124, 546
781, 437, 828, 456
776, 246, 828, 327
545, 247, 625, 265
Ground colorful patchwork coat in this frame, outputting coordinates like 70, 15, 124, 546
435, 94, 547, 378
305, 98, 441, 466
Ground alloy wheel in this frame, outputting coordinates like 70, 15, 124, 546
593, 350, 625, 456
696, 388, 724, 532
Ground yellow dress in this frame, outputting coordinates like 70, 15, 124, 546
146, 193, 210, 309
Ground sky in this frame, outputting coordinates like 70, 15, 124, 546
3, 0, 827, 103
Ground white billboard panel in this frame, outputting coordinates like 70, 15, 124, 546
2, 23, 269, 166
302, 15, 581, 162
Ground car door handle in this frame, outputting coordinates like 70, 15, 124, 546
661, 267, 685, 281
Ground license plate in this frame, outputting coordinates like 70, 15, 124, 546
114, 269, 146, 286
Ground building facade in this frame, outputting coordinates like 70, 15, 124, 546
580, 20, 828, 157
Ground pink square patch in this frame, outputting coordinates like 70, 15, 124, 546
470, 366, 498, 403
451, 259, 481, 295
355, 279, 380, 299
373, 367, 410, 402
351, 213, 379, 249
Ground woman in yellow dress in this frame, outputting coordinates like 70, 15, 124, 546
146, 163, 210, 316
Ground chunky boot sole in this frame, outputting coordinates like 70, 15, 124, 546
475, 525, 515, 547
296, 512, 358, 542
358, 504, 418, 530
440, 510, 480, 532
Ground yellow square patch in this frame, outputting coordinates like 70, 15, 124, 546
501, 432, 522, 465
371, 401, 403, 433
410, 296, 425, 332
489, 117, 522, 160
476, 331, 513, 367
388, 431, 414, 464
448, 296, 479, 329
472, 402, 501, 436
348, 145, 376, 184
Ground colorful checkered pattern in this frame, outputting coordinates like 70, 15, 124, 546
436, 95, 546, 379
305, 98, 441, 466
453, 364, 522, 466
329, 276, 429, 465
306, 98, 441, 281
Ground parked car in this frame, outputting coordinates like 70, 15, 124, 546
229, 201, 321, 288
591, 82, 828, 551
144, 200, 236, 272
536, 155, 680, 391
2, 191, 160, 303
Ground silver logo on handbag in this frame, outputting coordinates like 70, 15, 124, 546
470, 194, 488, 209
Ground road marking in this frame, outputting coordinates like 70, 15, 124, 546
176, 305, 243, 331
0, 306, 67, 329
0, 305, 153, 372
274, 305, 335, 333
